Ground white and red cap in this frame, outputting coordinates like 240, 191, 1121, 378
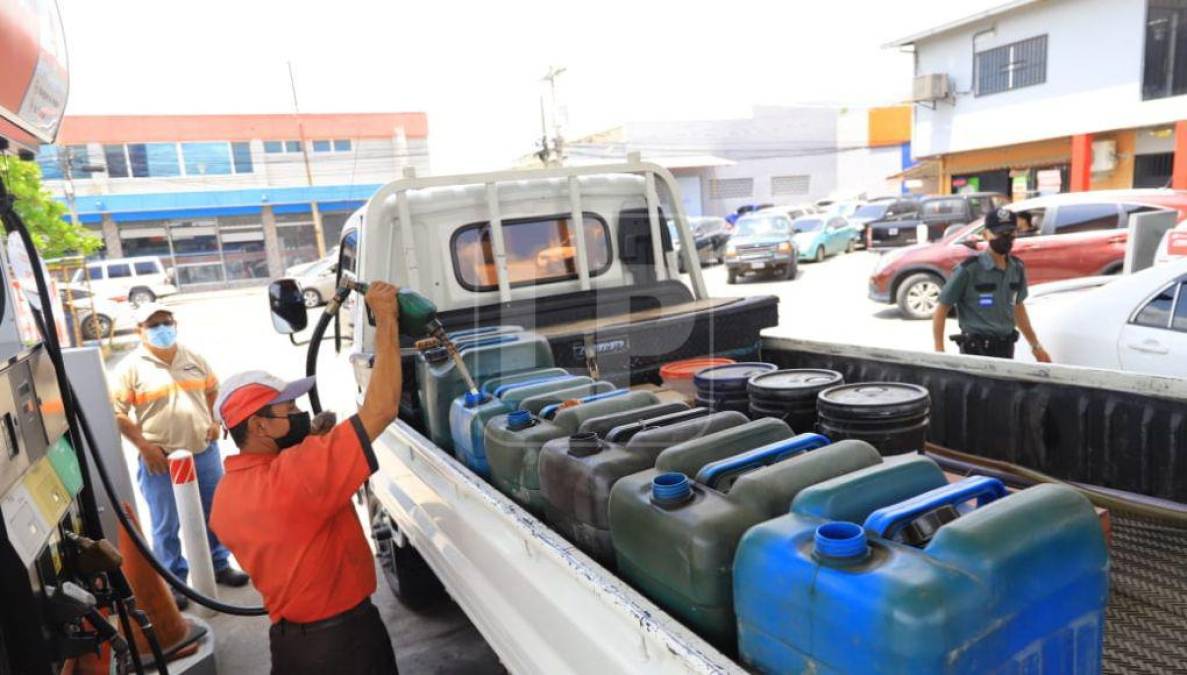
214, 370, 315, 429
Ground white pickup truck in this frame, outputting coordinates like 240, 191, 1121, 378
272, 159, 1186, 674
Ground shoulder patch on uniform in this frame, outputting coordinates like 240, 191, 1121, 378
958, 256, 979, 268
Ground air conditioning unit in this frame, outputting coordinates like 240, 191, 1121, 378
1091, 140, 1117, 173
912, 74, 951, 102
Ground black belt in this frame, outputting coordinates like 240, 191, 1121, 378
273, 599, 372, 635
950, 331, 1018, 347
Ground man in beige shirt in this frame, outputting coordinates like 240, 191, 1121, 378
112, 302, 248, 608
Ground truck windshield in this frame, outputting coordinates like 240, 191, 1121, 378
853, 203, 889, 219
734, 216, 789, 237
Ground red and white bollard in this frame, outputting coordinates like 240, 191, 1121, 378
169, 450, 217, 616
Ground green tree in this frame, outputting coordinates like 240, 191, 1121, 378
2, 158, 102, 258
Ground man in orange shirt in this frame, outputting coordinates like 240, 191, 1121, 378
210, 282, 401, 675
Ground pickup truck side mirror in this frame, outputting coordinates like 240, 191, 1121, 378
268, 279, 308, 334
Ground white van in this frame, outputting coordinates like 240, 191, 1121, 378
69, 256, 179, 306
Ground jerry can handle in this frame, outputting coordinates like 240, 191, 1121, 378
694, 433, 830, 490
863, 476, 1008, 540
539, 388, 626, 419
491, 374, 571, 397
454, 334, 518, 352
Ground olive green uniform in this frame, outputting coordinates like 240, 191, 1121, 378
939, 252, 1028, 357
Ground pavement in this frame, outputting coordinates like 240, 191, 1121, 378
107, 249, 928, 674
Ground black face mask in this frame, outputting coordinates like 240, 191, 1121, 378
273, 412, 311, 450
989, 235, 1015, 255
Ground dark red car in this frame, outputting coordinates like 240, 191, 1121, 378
868, 190, 1187, 319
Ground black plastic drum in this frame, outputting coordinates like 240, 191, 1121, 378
747, 369, 843, 433
816, 382, 930, 455
693, 362, 776, 414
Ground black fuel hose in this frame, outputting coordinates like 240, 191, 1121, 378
0, 170, 266, 617
304, 286, 351, 415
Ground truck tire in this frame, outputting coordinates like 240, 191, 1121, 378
727, 269, 739, 284
370, 497, 446, 610
783, 261, 796, 280
896, 273, 944, 320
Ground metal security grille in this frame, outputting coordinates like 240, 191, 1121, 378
975, 35, 1048, 96
709, 177, 754, 200
771, 175, 811, 196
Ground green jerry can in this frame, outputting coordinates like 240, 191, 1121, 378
576, 402, 692, 438
484, 390, 660, 515
538, 409, 749, 567
518, 381, 618, 416
416, 330, 555, 451
608, 437, 880, 652
654, 418, 793, 478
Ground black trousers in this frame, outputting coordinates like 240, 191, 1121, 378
269, 599, 398, 675
952, 332, 1017, 358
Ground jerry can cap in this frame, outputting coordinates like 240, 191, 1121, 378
507, 409, 536, 431
651, 472, 693, 506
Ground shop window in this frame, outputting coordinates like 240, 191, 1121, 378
1134, 152, 1174, 188
451, 213, 612, 292
975, 35, 1047, 96
333, 139, 352, 152
264, 141, 284, 154
231, 142, 254, 173
182, 142, 233, 176
313, 140, 332, 152
220, 222, 269, 281
128, 143, 181, 178
285, 140, 302, 153
104, 145, 130, 178
277, 221, 320, 271
36, 146, 63, 180
1052, 204, 1121, 234
1143, 1, 1187, 100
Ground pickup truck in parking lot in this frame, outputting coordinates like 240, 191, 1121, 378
267, 162, 1187, 674
868, 189, 1187, 319
868, 192, 1007, 249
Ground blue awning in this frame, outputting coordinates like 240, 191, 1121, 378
63, 184, 382, 224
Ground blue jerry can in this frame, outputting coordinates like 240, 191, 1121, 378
449, 373, 589, 477
733, 476, 1109, 674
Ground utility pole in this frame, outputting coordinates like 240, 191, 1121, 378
288, 61, 327, 258
541, 65, 567, 166
536, 95, 553, 166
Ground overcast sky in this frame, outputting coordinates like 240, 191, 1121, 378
58, 0, 1001, 173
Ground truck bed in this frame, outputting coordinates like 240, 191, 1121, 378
369, 329, 1187, 674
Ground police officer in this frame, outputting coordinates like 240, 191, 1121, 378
932, 208, 1052, 362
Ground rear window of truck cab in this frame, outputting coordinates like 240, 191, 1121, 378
451, 213, 612, 291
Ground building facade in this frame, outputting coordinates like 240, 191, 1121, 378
543, 105, 911, 218
891, 0, 1187, 199
39, 112, 428, 288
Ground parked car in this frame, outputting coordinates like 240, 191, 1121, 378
724, 203, 774, 226
821, 200, 863, 219
868, 189, 1187, 320
1016, 258, 1187, 376
848, 197, 919, 248
669, 216, 732, 271
1154, 223, 1187, 266
792, 216, 860, 262
68, 256, 178, 306
723, 211, 797, 283
60, 288, 136, 340
284, 246, 339, 277
292, 257, 339, 307
868, 192, 1008, 248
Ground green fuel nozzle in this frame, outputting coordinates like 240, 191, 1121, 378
344, 281, 479, 395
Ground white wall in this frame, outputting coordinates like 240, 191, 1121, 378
836, 146, 905, 198
913, 0, 1187, 158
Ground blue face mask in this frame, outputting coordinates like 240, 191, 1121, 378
146, 324, 177, 349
